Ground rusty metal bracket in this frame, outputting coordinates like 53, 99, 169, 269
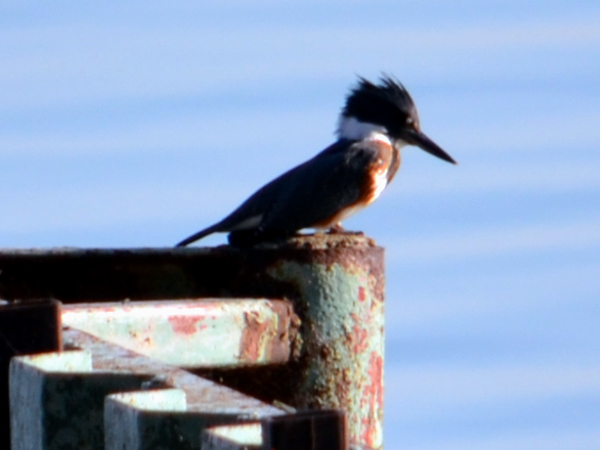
2, 234, 385, 449
62, 299, 299, 368
10, 328, 284, 450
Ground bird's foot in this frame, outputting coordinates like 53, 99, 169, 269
327, 224, 365, 235
326, 224, 364, 236
327, 223, 345, 234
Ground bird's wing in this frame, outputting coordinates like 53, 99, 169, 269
258, 139, 387, 231
209, 141, 344, 230
176, 139, 389, 246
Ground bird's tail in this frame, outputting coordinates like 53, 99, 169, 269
175, 224, 221, 247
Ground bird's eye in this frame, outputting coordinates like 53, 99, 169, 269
406, 117, 414, 125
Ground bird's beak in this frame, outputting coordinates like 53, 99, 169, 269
406, 130, 457, 165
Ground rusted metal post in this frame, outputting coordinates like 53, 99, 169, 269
0, 234, 384, 449
264, 235, 384, 449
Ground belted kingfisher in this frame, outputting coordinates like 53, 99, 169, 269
176, 76, 456, 248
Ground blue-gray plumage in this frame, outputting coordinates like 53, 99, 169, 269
176, 76, 456, 247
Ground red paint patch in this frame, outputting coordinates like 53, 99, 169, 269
360, 351, 383, 448
240, 311, 270, 363
358, 286, 366, 302
352, 324, 369, 354
349, 313, 370, 354
168, 315, 201, 336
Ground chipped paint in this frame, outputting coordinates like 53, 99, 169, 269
265, 236, 384, 449
240, 309, 272, 363
362, 351, 384, 447
2, 235, 382, 449
168, 314, 203, 336
358, 286, 366, 302
239, 301, 300, 365
62, 299, 298, 368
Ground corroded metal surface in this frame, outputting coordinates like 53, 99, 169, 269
10, 332, 284, 450
0, 236, 380, 303
62, 299, 298, 368
0, 234, 384, 449
265, 235, 384, 449
63, 328, 283, 417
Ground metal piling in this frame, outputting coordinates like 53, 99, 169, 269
1, 233, 385, 449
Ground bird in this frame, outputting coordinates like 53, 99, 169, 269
176, 75, 456, 248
